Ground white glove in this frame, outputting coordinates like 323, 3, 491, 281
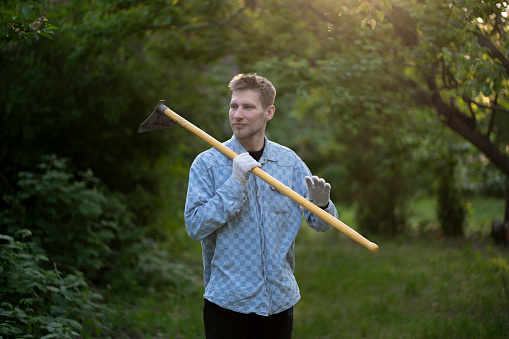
232, 153, 261, 186
305, 175, 331, 208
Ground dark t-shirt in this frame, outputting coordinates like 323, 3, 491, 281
249, 143, 265, 162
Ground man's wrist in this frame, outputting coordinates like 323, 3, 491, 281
232, 174, 248, 186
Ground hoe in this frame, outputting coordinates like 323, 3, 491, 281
139, 100, 379, 254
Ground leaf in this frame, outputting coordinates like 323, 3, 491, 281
22, 5, 33, 20
385, 0, 393, 10
370, 19, 376, 29
356, 3, 371, 14
45, 25, 59, 30
361, 18, 368, 29
376, 10, 385, 22
64, 319, 82, 330
39, 32, 53, 40
46, 286, 60, 292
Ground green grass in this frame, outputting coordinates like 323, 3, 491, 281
105, 197, 509, 338
107, 293, 204, 338
293, 229, 509, 338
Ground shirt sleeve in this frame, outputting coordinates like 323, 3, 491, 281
304, 200, 337, 232
298, 160, 338, 232
184, 156, 248, 241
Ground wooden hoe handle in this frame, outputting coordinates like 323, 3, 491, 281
164, 107, 379, 254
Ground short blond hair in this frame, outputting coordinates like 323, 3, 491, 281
228, 73, 276, 110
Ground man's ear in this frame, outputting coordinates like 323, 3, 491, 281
266, 105, 275, 121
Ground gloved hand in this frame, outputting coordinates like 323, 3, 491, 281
305, 175, 331, 208
232, 153, 261, 186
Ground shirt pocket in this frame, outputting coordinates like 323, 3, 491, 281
269, 186, 291, 214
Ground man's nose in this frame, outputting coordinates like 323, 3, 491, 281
234, 108, 245, 119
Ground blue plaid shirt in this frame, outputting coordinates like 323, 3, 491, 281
185, 135, 337, 316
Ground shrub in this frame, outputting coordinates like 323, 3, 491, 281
0, 230, 109, 338
1, 155, 143, 284
2, 156, 199, 300
0, 155, 200, 336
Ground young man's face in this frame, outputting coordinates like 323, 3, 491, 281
229, 89, 274, 149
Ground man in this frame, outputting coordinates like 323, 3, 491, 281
184, 73, 338, 338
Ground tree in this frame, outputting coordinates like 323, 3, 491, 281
386, 0, 509, 222
0, 0, 245, 224
218, 0, 430, 234
216, 0, 508, 234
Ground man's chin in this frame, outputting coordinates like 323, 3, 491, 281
233, 131, 248, 140
233, 132, 247, 140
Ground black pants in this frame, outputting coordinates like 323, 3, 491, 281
203, 299, 293, 339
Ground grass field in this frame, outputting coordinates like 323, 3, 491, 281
109, 197, 509, 338
294, 230, 509, 338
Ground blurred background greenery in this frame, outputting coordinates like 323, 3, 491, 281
1, 0, 508, 337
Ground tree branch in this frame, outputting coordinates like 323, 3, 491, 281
37, 0, 47, 20
496, 13, 508, 41
474, 26, 509, 75
462, 95, 509, 115
424, 72, 509, 176
487, 94, 498, 138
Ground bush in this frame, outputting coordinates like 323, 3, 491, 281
1, 155, 144, 285
0, 230, 109, 338
0, 155, 201, 336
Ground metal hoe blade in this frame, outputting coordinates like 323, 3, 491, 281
138, 100, 174, 133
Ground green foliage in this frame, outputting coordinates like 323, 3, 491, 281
1, 155, 140, 282
396, 0, 509, 178
241, 4, 420, 234
1, 0, 509, 335
1, 155, 201, 336
357, 0, 392, 29
0, 231, 108, 337
230, 0, 508, 233
0, 1, 59, 40
1, 155, 198, 295
0, 0, 237, 225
